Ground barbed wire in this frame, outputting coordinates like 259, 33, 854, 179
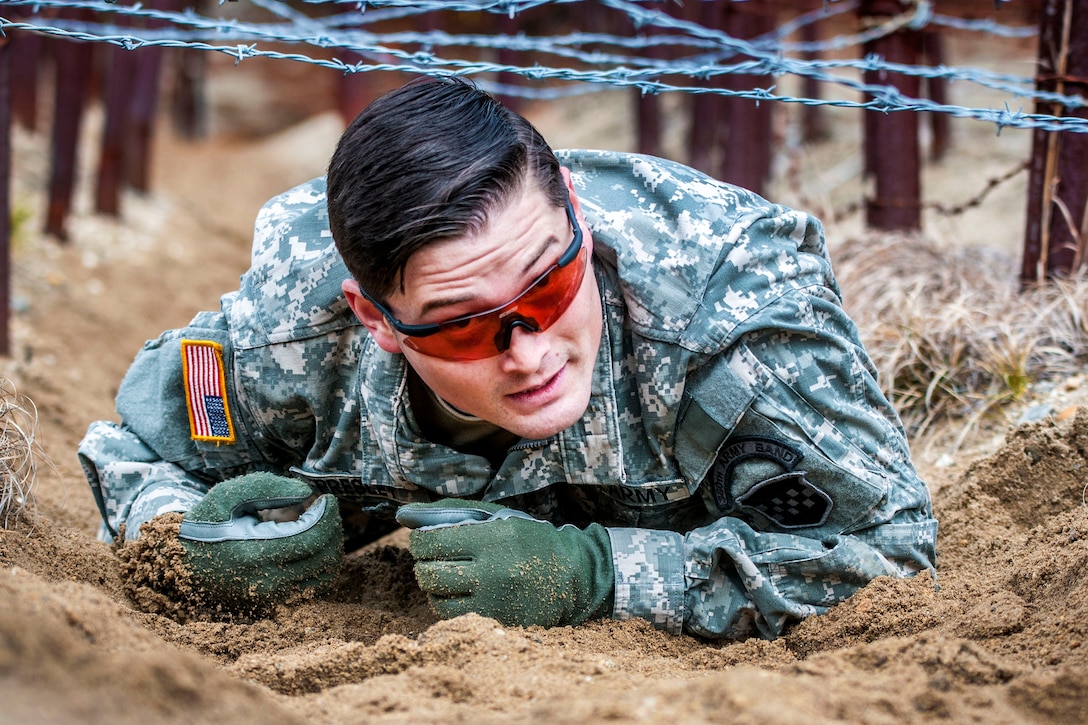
2, 0, 1084, 133
26, 10, 1047, 113
0, 0, 1043, 72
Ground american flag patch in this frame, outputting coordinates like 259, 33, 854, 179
181, 339, 236, 443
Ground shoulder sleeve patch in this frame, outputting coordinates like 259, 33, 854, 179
181, 339, 236, 443
735, 471, 832, 529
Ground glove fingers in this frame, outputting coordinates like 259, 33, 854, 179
261, 529, 342, 570
413, 560, 478, 597
428, 595, 475, 621
408, 526, 484, 561
180, 495, 344, 610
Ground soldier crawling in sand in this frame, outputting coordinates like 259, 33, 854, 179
79, 77, 936, 639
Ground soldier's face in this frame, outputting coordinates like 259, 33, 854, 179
352, 168, 603, 440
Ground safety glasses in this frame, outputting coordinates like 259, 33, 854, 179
360, 197, 587, 361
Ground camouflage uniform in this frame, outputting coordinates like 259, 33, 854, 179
79, 149, 937, 639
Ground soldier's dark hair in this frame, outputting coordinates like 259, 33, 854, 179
326, 76, 567, 301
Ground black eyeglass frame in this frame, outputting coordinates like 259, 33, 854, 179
358, 196, 583, 339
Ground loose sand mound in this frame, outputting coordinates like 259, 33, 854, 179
7, 405, 1088, 724
4, 35, 1087, 721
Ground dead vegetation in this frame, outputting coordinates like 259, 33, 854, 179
835, 233, 1088, 444
0, 379, 40, 528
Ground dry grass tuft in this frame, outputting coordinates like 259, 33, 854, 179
834, 233, 1088, 443
0, 379, 41, 528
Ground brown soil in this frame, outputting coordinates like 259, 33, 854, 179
4, 29, 1087, 725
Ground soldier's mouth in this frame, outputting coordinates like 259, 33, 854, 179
507, 366, 565, 405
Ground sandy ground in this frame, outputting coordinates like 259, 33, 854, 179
4, 27, 1088, 725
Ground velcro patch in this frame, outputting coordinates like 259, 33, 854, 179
711, 435, 803, 512
735, 472, 832, 529
181, 339, 236, 443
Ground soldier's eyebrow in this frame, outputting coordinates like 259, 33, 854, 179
520, 233, 560, 276
417, 232, 562, 318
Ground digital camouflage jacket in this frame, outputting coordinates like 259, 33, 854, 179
78, 149, 937, 639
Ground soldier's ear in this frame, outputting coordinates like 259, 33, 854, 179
342, 279, 403, 354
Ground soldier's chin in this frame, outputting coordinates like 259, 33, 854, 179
509, 395, 591, 441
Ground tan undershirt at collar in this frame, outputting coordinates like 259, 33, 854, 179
406, 366, 520, 470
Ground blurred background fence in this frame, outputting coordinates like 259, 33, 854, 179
0, 0, 1085, 356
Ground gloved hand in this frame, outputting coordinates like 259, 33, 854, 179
176, 472, 343, 611
395, 499, 614, 628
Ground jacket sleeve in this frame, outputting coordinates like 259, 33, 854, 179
78, 420, 211, 542
606, 287, 938, 639
78, 177, 375, 543
77, 311, 287, 543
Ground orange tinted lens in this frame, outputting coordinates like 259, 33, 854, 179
401, 246, 587, 361
513, 245, 586, 330
401, 313, 495, 359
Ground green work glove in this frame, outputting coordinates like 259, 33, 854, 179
178, 473, 343, 611
395, 499, 615, 628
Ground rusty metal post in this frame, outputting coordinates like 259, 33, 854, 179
172, 47, 207, 139
495, 12, 523, 113
800, 16, 828, 144
634, 61, 664, 157
921, 30, 951, 161
125, 0, 169, 193
1022, 0, 1088, 285
0, 34, 11, 356
717, 2, 776, 194
582, 0, 608, 30
338, 6, 439, 125
8, 22, 39, 132
335, 50, 374, 125
45, 11, 95, 241
631, 1, 676, 158
688, 0, 724, 174
127, 45, 164, 194
861, 0, 923, 231
171, 0, 211, 141
635, 94, 663, 158
96, 43, 138, 216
